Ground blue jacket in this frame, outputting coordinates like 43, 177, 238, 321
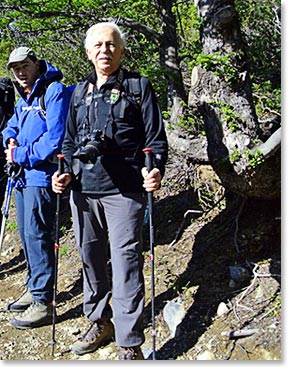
2, 60, 73, 187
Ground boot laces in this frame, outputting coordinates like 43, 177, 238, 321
119, 347, 138, 360
79, 322, 101, 343
20, 301, 42, 317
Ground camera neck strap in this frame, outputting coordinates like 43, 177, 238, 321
85, 82, 94, 107
110, 67, 124, 104
84, 68, 124, 135
81, 82, 96, 136
85, 67, 124, 107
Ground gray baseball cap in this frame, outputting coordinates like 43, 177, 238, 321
7, 47, 37, 69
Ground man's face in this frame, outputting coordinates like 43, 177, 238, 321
10, 57, 40, 88
86, 26, 125, 76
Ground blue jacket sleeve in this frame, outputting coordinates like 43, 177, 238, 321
12, 83, 71, 168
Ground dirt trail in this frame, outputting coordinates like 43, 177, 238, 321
0, 164, 281, 361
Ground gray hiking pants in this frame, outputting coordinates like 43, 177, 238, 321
70, 191, 146, 347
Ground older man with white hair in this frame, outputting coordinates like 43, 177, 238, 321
52, 21, 168, 360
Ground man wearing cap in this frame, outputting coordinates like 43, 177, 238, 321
1, 46, 73, 329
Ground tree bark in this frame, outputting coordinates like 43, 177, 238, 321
120, 7, 187, 122
156, 0, 187, 121
188, 0, 280, 199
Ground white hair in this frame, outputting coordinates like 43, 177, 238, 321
85, 22, 126, 49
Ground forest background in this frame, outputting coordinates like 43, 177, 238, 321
0, 0, 281, 199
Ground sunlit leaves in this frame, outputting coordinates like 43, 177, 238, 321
0, 0, 281, 121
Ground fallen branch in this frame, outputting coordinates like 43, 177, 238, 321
253, 127, 281, 159
168, 210, 203, 247
168, 194, 225, 247
221, 328, 258, 339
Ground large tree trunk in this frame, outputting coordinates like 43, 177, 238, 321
188, 0, 280, 199
156, 0, 187, 122
121, 3, 187, 123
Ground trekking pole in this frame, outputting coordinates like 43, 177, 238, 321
51, 153, 64, 356
0, 163, 22, 256
143, 147, 156, 360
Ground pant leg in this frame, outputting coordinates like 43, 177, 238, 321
14, 187, 31, 286
70, 190, 113, 321
102, 193, 146, 347
21, 187, 56, 303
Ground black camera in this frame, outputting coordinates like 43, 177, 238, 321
77, 129, 107, 164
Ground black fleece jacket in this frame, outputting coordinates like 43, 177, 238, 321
62, 68, 168, 194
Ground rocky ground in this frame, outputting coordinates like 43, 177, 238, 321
0, 155, 282, 362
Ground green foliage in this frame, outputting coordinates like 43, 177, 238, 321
137, 64, 167, 107
252, 81, 281, 116
220, 105, 241, 132
0, 40, 13, 76
59, 244, 69, 256
209, 100, 242, 132
229, 148, 264, 167
228, 148, 264, 167
176, 101, 205, 135
236, 0, 280, 85
177, 114, 198, 134
229, 150, 241, 163
0, 0, 164, 86
173, 2, 202, 73
235, 0, 281, 117
196, 51, 241, 84
60, 225, 67, 237
5, 220, 18, 232
162, 110, 171, 121
0, 0, 281, 132
245, 149, 264, 168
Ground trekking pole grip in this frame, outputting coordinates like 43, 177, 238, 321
57, 153, 65, 176
143, 147, 153, 173
143, 147, 154, 211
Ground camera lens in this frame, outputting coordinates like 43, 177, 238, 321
78, 141, 103, 164
73, 130, 107, 165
